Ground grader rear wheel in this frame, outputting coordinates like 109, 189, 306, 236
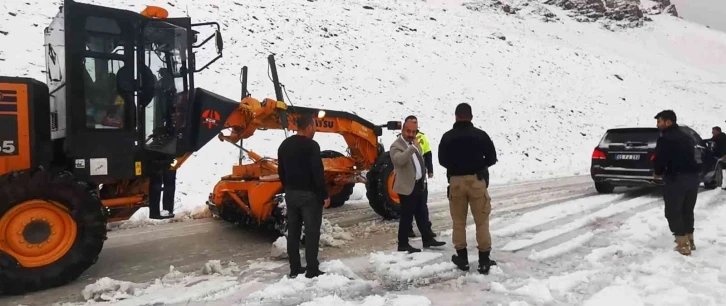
0, 168, 107, 295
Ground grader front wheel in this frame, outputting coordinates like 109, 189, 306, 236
0, 169, 107, 295
0, 200, 78, 269
366, 151, 401, 219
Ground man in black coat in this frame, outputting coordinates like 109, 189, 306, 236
438, 103, 498, 274
707, 126, 726, 161
653, 110, 700, 256
278, 114, 331, 279
705, 126, 726, 189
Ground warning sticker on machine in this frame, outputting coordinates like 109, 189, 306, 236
90, 158, 108, 176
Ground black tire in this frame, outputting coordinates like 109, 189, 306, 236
594, 182, 615, 194
704, 167, 722, 190
366, 152, 401, 219
0, 168, 108, 295
320, 150, 354, 208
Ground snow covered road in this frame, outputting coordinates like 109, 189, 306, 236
4, 175, 726, 305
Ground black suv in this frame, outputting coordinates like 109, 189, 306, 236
590, 126, 723, 194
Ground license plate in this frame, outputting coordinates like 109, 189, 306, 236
615, 154, 640, 160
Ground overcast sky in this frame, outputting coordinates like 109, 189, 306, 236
670, 0, 726, 32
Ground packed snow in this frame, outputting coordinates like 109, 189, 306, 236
59, 188, 726, 305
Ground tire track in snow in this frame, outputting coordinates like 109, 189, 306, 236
329, 177, 593, 228
500, 193, 664, 252
512, 188, 717, 259
491, 189, 649, 238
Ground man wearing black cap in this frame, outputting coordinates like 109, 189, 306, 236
653, 110, 700, 256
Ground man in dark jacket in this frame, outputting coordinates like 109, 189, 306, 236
278, 114, 330, 279
438, 103, 498, 274
707, 126, 726, 160
653, 110, 700, 256
709, 126, 726, 189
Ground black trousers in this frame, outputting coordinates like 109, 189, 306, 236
409, 188, 433, 234
663, 173, 700, 236
285, 190, 323, 271
398, 179, 433, 245
149, 169, 177, 216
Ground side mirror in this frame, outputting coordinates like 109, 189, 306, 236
191, 22, 223, 72
386, 121, 401, 131
215, 30, 223, 55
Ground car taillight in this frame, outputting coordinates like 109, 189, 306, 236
650, 154, 656, 161
592, 149, 606, 160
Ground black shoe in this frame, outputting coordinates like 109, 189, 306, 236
305, 268, 325, 279
478, 251, 497, 275
398, 244, 421, 253
408, 231, 417, 238
289, 266, 306, 278
149, 212, 174, 220
428, 222, 437, 237
423, 238, 446, 248
451, 248, 470, 271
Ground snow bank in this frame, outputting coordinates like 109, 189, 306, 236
368, 251, 462, 289
244, 263, 373, 304
69, 262, 242, 305
299, 294, 432, 306
320, 218, 353, 247
271, 236, 288, 259
272, 217, 351, 259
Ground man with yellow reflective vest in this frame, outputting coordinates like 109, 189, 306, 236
403, 116, 437, 239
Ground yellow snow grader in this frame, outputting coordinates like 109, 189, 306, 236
0, 0, 405, 295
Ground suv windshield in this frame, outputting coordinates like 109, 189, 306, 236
600, 129, 660, 148
142, 21, 189, 153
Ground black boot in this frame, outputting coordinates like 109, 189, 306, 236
423, 238, 446, 248
451, 248, 470, 271
478, 251, 497, 275
408, 230, 417, 238
305, 267, 325, 279
398, 244, 421, 253
289, 266, 306, 278
428, 221, 437, 238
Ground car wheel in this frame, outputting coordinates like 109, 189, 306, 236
595, 182, 615, 194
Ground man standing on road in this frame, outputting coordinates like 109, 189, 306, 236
390, 116, 446, 253
653, 110, 700, 256
148, 165, 177, 220
278, 114, 331, 278
439, 102, 498, 274
706, 126, 726, 189
404, 115, 437, 239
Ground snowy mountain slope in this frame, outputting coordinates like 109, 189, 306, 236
2, 0, 726, 217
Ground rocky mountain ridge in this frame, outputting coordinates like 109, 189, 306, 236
464, 0, 679, 30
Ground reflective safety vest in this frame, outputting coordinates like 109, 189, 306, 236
416, 131, 431, 155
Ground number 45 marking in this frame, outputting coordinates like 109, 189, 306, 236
1, 140, 16, 154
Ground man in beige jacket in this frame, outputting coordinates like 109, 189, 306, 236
390, 117, 446, 253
